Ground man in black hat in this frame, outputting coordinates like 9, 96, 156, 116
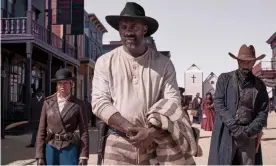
179, 87, 189, 117
208, 45, 269, 165
92, 2, 198, 165
35, 68, 89, 165
26, 89, 44, 148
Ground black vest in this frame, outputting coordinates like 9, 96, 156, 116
235, 71, 255, 125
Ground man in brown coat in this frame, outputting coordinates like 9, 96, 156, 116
35, 68, 89, 165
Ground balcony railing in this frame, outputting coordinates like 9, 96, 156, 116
252, 61, 276, 75
1, 17, 76, 58
1, 17, 26, 34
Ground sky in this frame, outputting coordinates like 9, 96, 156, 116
84, 0, 276, 87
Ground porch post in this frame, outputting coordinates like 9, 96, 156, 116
46, 54, 52, 96
25, 42, 33, 120
1, 56, 10, 139
84, 65, 89, 100
74, 66, 78, 97
26, 0, 32, 34
47, 0, 52, 45
62, 24, 66, 53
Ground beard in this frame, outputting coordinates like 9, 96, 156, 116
240, 68, 253, 80
122, 34, 142, 49
241, 68, 250, 74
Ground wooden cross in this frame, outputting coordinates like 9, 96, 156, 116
191, 75, 196, 83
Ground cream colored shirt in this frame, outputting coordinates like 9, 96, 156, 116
57, 93, 70, 112
91, 46, 181, 126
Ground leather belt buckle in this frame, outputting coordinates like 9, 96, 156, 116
55, 134, 61, 141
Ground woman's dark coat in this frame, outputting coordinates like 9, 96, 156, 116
208, 70, 269, 165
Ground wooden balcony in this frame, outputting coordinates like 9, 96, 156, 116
1, 17, 79, 65
252, 61, 276, 78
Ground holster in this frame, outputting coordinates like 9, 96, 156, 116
45, 129, 54, 143
97, 120, 109, 165
70, 131, 81, 147
45, 129, 80, 147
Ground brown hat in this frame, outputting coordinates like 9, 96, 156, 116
229, 44, 265, 61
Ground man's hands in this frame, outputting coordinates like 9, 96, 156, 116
37, 159, 45, 165
78, 159, 88, 165
127, 127, 156, 149
232, 125, 249, 140
108, 113, 135, 133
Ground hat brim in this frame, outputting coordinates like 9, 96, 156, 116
51, 77, 74, 82
105, 15, 159, 37
228, 52, 266, 61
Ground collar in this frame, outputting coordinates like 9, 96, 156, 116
236, 69, 254, 85
36, 95, 43, 101
57, 93, 71, 102
121, 45, 150, 60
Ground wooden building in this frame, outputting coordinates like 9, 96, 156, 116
78, 13, 107, 101
1, 0, 79, 132
252, 32, 276, 98
48, 7, 107, 101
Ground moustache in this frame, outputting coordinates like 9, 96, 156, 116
241, 68, 250, 72
124, 34, 137, 39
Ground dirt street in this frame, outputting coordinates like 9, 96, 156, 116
2, 113, 276, 165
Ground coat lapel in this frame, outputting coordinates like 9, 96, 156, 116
49, 95, 64, 128
60, 96, 76, 119
230, 71, 239, 114
253, 78, 259, 107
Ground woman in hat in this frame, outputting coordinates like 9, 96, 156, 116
35, 68, 89, 165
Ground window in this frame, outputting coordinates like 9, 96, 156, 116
211, 81, 215, 84
90, 30, 93, 38
92, 31, 97, 40
1, 0, 15, 18
1, 1, 5, 17
10, 59, 25, 103
32, 9, 37, 21
273, 46, 276, 55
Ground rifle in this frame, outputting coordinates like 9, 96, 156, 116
97, 120, 109, 165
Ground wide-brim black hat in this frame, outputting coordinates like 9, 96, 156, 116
105, 2, 159, 37
52, 68, 74, 82
36, 89, 44, 93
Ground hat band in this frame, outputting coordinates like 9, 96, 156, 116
121, 14, 145, 17
55, 76, 73, 80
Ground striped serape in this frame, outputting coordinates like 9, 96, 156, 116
103, 99, 202, 165
146, 99, 203, 165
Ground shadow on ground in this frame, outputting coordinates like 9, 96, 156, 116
199, 136, 211, 139
1, 128, 99, 165
262, 137, 276, 141
1, 134, 35, 165
266, 127, 276, 130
